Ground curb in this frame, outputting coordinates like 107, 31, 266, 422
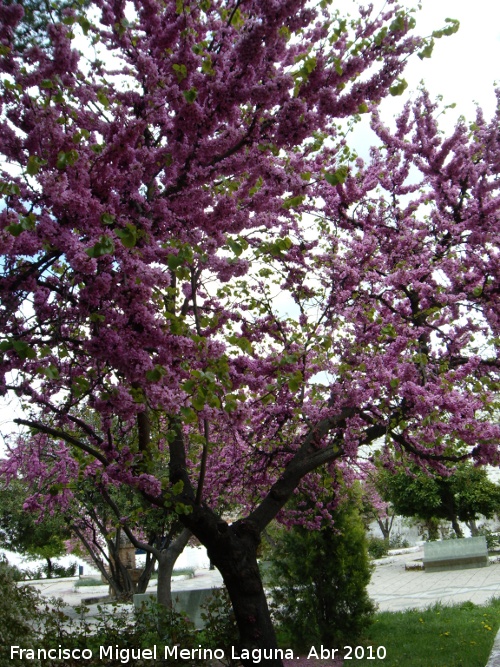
486, 628, 500, 667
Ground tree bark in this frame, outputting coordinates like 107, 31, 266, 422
451, 515, 463, 538
466, 518, 479, 536
206, 520, 283, 667
157, 527, 192, 608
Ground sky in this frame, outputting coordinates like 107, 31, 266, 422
1, 0, 500, 445
337, 0, 500, 157
384, 0, 500, 121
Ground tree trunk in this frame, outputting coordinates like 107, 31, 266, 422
451, 515, 463, 538
136, 550, 157, 594
157, 527, 191, 608
45, 557, 53, 579
377, 517, 392, 541
466, 518, 479, 536
205, 520, 283, 667
426, 518, 440, 540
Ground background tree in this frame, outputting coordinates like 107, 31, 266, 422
0, 1, 499, 664
376, 461, 500, 539
0, 479, 70, 577
360, 471, 397, 542
3, 0, 91, 51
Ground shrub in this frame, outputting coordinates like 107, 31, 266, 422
199, 588, 239, 665
389, 534, 410, 550
0, 556, 44, 667
270, 487, 376, 651
367, 536, 390, 559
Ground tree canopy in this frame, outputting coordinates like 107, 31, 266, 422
0, 1, 499, 663
376, 461, 500, 538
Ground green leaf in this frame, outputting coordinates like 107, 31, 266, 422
7, 213, 36, 237
191, 391, 206, 411
39, 365, 60, 380
418, 39, 434, 60
116, 224, 138, 248
325, 166, 349, 186
27, 155, 46, 176
282, 194, 305, 209
381, 324, 397, 338
433, 18, 460, 39
146, 365, 166, 382
173, 63, 188, 82
390, 14, 406, 33
130, 386, 145, 403
97, 89, 110, 107
85, 235, 115, 258
72, 376, 91, 398
180, 406, 197, 423
227, 335, 254, 355
0, 340, 13, 352
12, 340, 36, 360
100, 212, 115, 225
78, 15, 92, 35
287, 370, 303, 393
56, 150, 79, 169
0, 181, 20, 196
224, 394, 238, 413
227, 238, 244, 257
389, 78, 408, 97
182, 88, 198, 104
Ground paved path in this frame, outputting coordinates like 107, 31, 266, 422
25, 549, 500, 665
368, 549, 500, 611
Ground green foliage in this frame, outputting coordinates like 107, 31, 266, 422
367, 536, 390, 559
474, 527, 500, 550
376, 461, 500, 537
0, 480, 70, 568
199, 588, 239, 664
0, 556, 44, 667
0, 568, 239, 667
270, 487, 376, 651
4, 0, 92, 52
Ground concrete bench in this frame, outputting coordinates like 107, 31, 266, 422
133, 588, 215, 628
423, 536, 488, 572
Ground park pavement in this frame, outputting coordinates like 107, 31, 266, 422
24, 547, 500, 666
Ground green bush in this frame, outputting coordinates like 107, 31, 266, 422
389, 534, 410, 550
0, 557, 234, 667
367, 536, 390, 559
270, 487, 376, 651
199, 588, 239, 665
475, 527, 500, 550
0, 556, 45, 667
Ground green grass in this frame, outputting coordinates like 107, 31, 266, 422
74, 577, 104, 587
353, 599, 500, 667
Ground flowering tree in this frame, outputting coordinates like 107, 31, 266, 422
1, 0, 499, 663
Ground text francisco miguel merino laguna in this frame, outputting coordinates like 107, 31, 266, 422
10, 645, 319, 663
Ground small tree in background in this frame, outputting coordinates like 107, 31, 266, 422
0, 479, 70, 577
376, 461, 500, 539
269, 483, 375, 651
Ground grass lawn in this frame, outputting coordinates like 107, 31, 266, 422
353, 598, 500, 667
